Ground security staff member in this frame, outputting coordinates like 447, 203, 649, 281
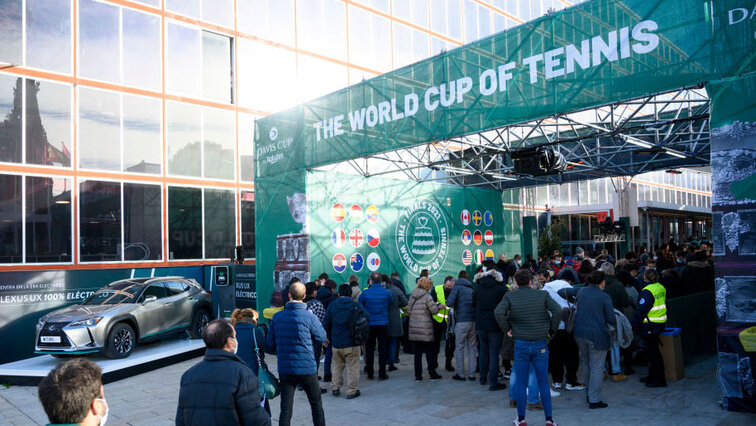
631, 268, 667, 388
431, 276, 455, 372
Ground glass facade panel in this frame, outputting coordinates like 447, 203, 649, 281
122, 9, 161, 91
79, 0, 119, 83
297, 0, 347, 61
392, 0, 428, 27
465, 0, 492, 43
0, 174, 22, 263
0, 74, 22, 163
166, 23, 201, 96
202, 0, 233, 27
240, 191, 255, 259
25, 176, 71, 263
124, 183, 161, 261
132, 0, 160, 6
203, 107, 235, 180
204, 189, 235, 259
237, 39, 298, 111
167, 102, 202, 177
168, 186, 202, 259
123, 95, 161, 174
353, 0, 390, 13
238, 0, 296, 46
430, 0, 462, 40
296, 55, 348, 103
79, 87, 120, 171
348, 7, 391, 71
26, 0, 71, 73
0, 0, 22, 66
79, 180, 121, 262
202, 32, 232, 103
167, 0, 200, 18
393, 23, 429, 69
26, 79, 71, 167
239, 113, 255, 182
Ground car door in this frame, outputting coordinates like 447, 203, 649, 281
164, 281, 194, 330
134, 283, 171, 338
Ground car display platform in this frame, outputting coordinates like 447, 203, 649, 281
0, 335, 205, 386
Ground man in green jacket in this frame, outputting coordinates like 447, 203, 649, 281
495, 269, 562, 426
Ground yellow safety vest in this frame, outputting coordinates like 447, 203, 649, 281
432, 285, 449, 323
642, 282, 667, 323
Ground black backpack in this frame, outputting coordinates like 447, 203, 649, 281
349, 304, 370, 345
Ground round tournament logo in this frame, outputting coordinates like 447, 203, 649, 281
395, 199, 449, 275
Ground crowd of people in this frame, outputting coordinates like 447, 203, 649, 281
36, 239, 715, 426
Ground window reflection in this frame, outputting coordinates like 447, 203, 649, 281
296, 55, 348, 103
168, 186, 203, 260
167, 23, 201, 96
26, 79, 71, 167
204, 189, 235, 259
237, 39, 297, 111
123, 9, 161, 91
124, 183, 161, 260
238, 113, 255, 182
431, 0, 462, 40
26, 0, 71, 73
0, 174, 22, 263
465, 0, 492, 43
166, 0, 200, 18
392, 0, 428, 27
238, 0, 295, 46
348, 7, 391, 72
79, 0, 120, 83
241, 191, 255, 259
25, 176, 71, 263
123, 95, 161, 174
202, 32, 232, 103
79, 180, 121, 262
167, 102, 202, 177
202, 0, 233, 27
203, 108, 235, 180
0, 75, 22, 163
393, 23, 430, 69
297, 0, 347, 61
79, 87, 120, 171
0, 0, 22, 66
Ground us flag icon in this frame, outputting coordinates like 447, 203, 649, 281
462, 250, 472, 266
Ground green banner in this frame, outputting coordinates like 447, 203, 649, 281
255, 0, 756, 176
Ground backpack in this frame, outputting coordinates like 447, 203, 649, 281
350, 304, 370, 345
561, 288, 582, 333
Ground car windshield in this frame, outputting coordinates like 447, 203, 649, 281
82, 283, 143, 305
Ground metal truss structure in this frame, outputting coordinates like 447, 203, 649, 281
315, 87, 710, 191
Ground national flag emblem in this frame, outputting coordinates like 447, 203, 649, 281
472, 210, 482, 226
367, 229, 380, 247
473, 230, 483, 245
349, 229, 364, 248
474, 249, 484, 264
485, 249, 495, 260
331, 204, 346, 222
461, 209, 470, 226
350, 253, 364, 272
367, 252, 381, 271
461, 230, 472, 246
462, 250, 472, 266
350, 204, 363, 222
333, 253, 347, 273
332, 228, 346, 247
484, 230, 494, 245
484, 211, 493, 226
366, 205, 379, 223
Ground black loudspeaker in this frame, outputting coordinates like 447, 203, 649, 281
235, 245, 244, 264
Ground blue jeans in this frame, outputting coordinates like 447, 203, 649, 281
388, 337, 400, 364
609, 341, 621, 374
513, 339, 552, 419
478, 330, 503, 385
509, 363, 539, 404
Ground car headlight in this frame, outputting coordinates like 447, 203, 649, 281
70, 317, 103, 327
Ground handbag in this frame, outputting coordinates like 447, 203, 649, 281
252, 329, 280, 400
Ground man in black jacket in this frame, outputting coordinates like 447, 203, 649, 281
473, 260, 508, 391
177, 319, 271, 426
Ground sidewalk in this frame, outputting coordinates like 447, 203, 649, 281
0, 352, 751, 425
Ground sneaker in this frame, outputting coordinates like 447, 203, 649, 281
552, 382, 562, 390
589, 401, 609, 409
489, 383, 507, 391
452, 374, 466, 381
565, 382, 585, 391
346, 390, 361, 399
550, 389, 561, 397
504, 370, 512, 380
528, 402, 543, 411
498, 371, 505, 381
513, 418, 527, 426
429, 372, 442, 381
545, 420, 558, 426
611, 373, 628, 382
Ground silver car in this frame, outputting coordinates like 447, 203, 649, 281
35, 277, 213, 358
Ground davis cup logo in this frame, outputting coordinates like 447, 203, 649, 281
333, 253, 347, 273
350, 253, 364, 272
395, 199, 449, 275
269, 127, 278, 141
461, 210, 470, 226
367, 252, 381, 271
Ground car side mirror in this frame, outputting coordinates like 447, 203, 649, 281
143, 295, 157, 304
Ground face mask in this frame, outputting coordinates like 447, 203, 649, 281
677, 259, 684, 264
555, 260, 561, 265
96, 398, 109, 426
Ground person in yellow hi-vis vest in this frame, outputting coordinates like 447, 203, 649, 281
430, 276, 456, 372
631, 268, 667, 388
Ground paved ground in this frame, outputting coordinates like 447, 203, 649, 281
1, 352, 752, 425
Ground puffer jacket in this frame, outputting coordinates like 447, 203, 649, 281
359, 283, 393, 326
473, 269, 507, 331
407, 287, 440, 342
176, 349, 271, 426
446, 278, 474, 323
265, 302, 327, 375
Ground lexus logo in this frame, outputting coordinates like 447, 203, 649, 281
46, 324, 58, 332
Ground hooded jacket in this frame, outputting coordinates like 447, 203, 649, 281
473, 269, 507, 331
446, 278, 474, 323
407, 287, 440, 342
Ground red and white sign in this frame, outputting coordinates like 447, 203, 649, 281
484, 230, 494, 245
461, 209, 470, 225
331, 204, 346, 222
349, 229, 364, 248
350, 204, 363, 222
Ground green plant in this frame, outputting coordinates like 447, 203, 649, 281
538, 222, 563, 259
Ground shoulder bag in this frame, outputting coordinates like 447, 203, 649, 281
252, 329, 280, 400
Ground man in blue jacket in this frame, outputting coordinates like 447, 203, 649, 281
359, 271, 393, 380
267, 282, 327, 426
176, 319, 271, 426
323, 284, 366, 399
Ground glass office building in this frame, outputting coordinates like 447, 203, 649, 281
0, 0, 576, 269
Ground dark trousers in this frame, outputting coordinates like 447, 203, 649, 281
365, 325, 389, 377
478, 329, 503, 384
642, 333, 666, 384
324, 344, 333, 376
431, 320, 454, 369
279, 373, 325, 426
548, 329, 579, 384
313, 343, 322, 375
412, 340, 434, 378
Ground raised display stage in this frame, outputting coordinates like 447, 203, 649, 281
0, 336, 205, 386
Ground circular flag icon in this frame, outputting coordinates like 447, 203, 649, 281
472, 210, 483, 226
350, 204, 363, 222
461, 229, 472, 246
474, 249, 484, 264
367, 252, 381, 271
462, 250, 472, 266
332, 204, 346, 222
484, 211, 493, 226
473, 230, 483, 245
461, 209, 470, 226
349, 229, 364, 248
485, 249, 495, 260
367, 229, 380, 248
484, 230, 494, 245
333, 253, 347, 273
350, 253, 364, 272
332, 228, 346, 248
366, 205, 379, 223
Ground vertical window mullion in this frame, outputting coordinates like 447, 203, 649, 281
201, 188, 206, 259
121, 182, 125, 261
21, 174, 26, 263
21, 0, 26, 66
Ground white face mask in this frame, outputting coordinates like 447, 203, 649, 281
96, 398, 109, 426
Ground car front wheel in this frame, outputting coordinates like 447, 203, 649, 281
190, 309, 210, 339
106, 323, 136, 359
